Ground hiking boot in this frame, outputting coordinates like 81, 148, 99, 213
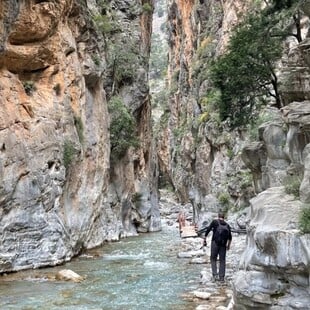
218, 277, 225, 283
212, 275, 219, 282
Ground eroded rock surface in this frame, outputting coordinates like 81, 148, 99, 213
0, 0, 159, 273
233, 187, 310, 309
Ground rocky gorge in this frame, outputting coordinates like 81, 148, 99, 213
0, 0, 310, 309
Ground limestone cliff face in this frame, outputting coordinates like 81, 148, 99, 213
0, 0, 158, 273
165, 0, 310, 308
161, 0, 252, 221
236, 28, 310, 309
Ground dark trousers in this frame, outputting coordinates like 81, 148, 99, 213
210, 240, 227, 279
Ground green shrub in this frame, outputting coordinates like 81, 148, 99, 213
218, 192, 230, 206
23, 81, 37, 96
198, 111, 209, 124
240, 171, 253, 190
247, 112, 276, 141
92, 54, 101, 66
283, 175, 301, 198
63, 140, 75, 169
94, 15, 115, 34
108, 44, 137, 88
142, 3, 153, 13
227, 148, 234, 159
108, 96, 139, 159
299, 204, 310, 234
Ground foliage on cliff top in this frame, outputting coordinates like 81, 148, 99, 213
209, 0, 302, 128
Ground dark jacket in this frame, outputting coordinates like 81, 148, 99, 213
204, 219, 232, 243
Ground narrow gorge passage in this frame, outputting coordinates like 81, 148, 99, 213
0, 190, 245, 310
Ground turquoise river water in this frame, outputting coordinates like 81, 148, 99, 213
0, 225, 204, 310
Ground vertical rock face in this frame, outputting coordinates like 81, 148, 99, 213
165, 0, 310, 308
0, 0, 158, 272
103, 0, 160, 235
233, 188, 310, 309
161, 0, 253, 221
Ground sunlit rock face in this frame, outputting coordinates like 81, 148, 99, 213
160, 0, 253, 220
233, 187, 310, 309
0, 0, 110, 272
0, 0, 158, 272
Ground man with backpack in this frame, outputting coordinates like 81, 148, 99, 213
201, 212, 232, 282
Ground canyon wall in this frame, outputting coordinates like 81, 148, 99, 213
161, 0, 253, 223
0, 0, 159, 273
164, 0, 310, 308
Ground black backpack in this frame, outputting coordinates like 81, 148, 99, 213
214, 220, 230, 246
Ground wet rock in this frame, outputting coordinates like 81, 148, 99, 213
193, 290, 211, 299
190, 257, 208, 264
55, 269, 84, 283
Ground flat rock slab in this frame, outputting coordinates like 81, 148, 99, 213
180, 225, 198, 238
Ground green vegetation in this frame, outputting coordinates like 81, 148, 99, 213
112, 48, 136, 85
228, 170, 253, 192
63, 140, 75, 169
226, 148, 234, 159
94, 14, 119, 34
150, 33, 168, 80
239, 170, 253, 190
93, 1, 120, 35
284, 174, 301, 197
106, 42, 139, 94
198, 89, 221, 124
208, 0, 301, 128
23, 81, 37, 96
142, 3, 153, 14
299, 204, 310, 234
92, 54, 101, 66
108, 96, 139, 159
247, 111, 277, 141
218, 192, 230, 207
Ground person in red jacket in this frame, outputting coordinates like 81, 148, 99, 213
202, 212, 232, 282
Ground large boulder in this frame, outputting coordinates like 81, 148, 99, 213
233, 187, 310, 309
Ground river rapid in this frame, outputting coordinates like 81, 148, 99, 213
0, 224, 206, 310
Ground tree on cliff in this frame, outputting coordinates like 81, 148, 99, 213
209, 0, 302, 128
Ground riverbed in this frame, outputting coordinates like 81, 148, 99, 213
0, 224, 205, 310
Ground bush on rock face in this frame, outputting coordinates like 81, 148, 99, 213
108, 96, 139, 160
283, 175, 301, 198
299, 204, 310, 234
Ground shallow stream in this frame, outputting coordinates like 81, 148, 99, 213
0, 225, 203, 310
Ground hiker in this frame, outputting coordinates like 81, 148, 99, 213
201, 212, 232, 282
